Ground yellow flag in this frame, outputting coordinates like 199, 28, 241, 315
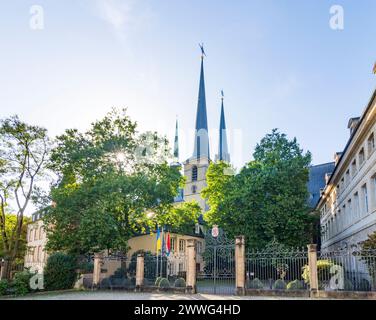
156, 227, 161, 251
373, 62, 376, 74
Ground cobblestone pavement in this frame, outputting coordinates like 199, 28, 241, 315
5, 291, 313, 300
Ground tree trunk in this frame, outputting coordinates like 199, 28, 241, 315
0, 259, 11, 280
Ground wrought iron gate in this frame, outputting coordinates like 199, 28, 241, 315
196, 229, 235, 295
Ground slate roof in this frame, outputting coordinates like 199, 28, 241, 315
307, 162, 335, 209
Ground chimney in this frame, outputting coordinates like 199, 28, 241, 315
334, 152, 343, 166
347, 117, 360, 136
325, 173, 332, 184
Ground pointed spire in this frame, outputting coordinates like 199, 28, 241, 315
173, 117, 179, 160
216, 90, 230, 163
192, 44, 210, 160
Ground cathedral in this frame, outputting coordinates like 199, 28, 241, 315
172, 47, 231, 213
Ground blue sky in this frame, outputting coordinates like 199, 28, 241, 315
1, 0, 376, 171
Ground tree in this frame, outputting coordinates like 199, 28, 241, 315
0, 214, 30, 264
202, 129, 314, 248
0, 116, 49, 279
44, 109, 199, 256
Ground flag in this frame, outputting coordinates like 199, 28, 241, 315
162, 231, 166, 256
156, 227, 161, 251
166, 232, 171, 256
373, 62, 376, 74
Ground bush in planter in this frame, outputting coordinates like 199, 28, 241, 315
287, 279, 304, 290
273, 279, 286, 290
158, 278, 170, 288
44, 252, 78, 291
0, 280, 9, 296
174, 278, 186, 288
155, 276, 162, 286
247, 278, 264, 289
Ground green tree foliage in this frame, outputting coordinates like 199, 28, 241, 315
202, 129, 314, 248
360, 232, 376, 286
0, 214, 30, 264
44, 109, 197, 255
0, 115, 49, 279
44, 252, 78, 291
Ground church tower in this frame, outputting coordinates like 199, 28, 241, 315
215, 91, 230, 163
183, 45, 211, 212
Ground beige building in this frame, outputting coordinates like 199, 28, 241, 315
24, 211, 48, 273
317, 89, 376, 251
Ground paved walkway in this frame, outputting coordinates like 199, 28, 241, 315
5, 290, 313, 300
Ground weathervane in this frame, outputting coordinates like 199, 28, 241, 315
199, 43, 206, 59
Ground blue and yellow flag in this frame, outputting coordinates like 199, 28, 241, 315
156, 227, 161, 251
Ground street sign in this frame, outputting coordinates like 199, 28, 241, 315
211, 225, 219, 238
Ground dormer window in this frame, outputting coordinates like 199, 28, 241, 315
192, 165, 198, 181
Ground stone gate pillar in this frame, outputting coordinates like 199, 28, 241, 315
135, 253, 145, 291
235, 235, 246, 295
93, 253, 103, 289
307, 244, 318, 292
186, 239, 196, 294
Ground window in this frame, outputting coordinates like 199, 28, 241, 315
368, 133, 375, 156
39, 226, 43, 240
345, 169, 350, 185
191, 185, 197, 194
351, 159, 357, 177
347, 199, 352, 227
33, 228, 38, 241
359, 148, 365, 166
179, 239, 186, 252
170, 237, 176, 253
354, 192, 360, 220
192, 166, 198, 181
362, 184, 368, 215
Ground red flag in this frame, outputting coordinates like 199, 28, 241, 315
166, 232, 171, 256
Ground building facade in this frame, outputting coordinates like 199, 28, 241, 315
317, 89, 376, 251
24, 211, 48, 273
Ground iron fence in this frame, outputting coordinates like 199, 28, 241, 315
318, 248, 376, 291
246, 247, 309, 291
144, 253, 188, 288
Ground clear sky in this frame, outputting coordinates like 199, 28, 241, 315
1, 0, 376, 171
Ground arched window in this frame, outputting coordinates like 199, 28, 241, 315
192, 165, 198, 181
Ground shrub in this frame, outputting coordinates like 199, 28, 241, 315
44, 252, 78, 291
111, 267, 128, 279
0, 280, 9, 296
344, 279, 354, 291
155, 276, 162, 286
174, 278, 186, 288
357, 279, 371, 292
302, 259, 335, 289
287, 279, 304, 290
247, 278, 264, 289
11, 269, 36, 296
158, 278, 170, 288
273, 279, 286, 290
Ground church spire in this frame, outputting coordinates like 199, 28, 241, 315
192, 44, 210, 160
173, 117, 179, 160
216, 90, 230, 162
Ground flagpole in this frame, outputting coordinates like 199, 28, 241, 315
160, 226, 164, 277
156, 225, 159, 280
